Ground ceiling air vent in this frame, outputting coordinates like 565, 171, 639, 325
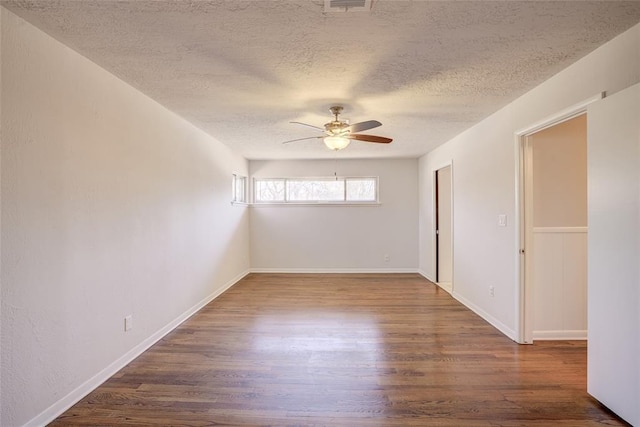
324, 0, 373, 13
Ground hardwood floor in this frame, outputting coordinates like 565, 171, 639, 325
52, 274, 625, 426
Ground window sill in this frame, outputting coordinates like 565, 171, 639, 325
250, 202, 381, 207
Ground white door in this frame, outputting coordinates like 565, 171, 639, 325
587, 83, 640, 426
436, 165, 452, 290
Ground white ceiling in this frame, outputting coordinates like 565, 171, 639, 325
4, 1, 640, 159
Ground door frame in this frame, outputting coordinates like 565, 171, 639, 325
513, 93, 603, 344
433, 161, 453, 294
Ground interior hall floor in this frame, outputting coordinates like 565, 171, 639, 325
52, 273, 624, 426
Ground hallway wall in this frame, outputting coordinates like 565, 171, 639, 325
0, 9, 250, 426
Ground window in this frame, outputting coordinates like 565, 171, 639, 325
287, 179, 344, 202
232, 174, 247, 204
255, 178, 285, 202
254, 177, 378, 204
346, 178, 377, 202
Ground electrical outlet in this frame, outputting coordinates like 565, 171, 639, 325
384, 254, 390, 262
124, 315, 133, 332
489, 286, 495, 297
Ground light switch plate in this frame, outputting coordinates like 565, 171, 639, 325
124, 315, 133, 331
498, 214, 507, 227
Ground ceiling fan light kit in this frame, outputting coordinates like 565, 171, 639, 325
283, 105, 392, 151
324, 136, 351, 151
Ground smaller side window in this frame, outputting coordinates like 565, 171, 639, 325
232, 174, 247, 204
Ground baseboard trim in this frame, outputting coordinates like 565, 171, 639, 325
533, 330, 587, 340
25, 269, 251, 427
436, 281, 453, 294
417, 269, 436, 282
250, 268, 419, 274
451, 291, 517, 341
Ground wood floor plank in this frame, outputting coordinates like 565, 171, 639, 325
51, 273, 625, 426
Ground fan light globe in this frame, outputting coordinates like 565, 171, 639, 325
323, 136, 350, 151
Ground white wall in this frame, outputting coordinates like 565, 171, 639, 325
418, 22, 640, 340
0, 9, 250, 426
250, 159, 418, 271
531, 115, 587, 228
587, 82, 639, 426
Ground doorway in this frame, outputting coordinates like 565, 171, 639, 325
518, 107, 592, 344
435, 165, 453, 293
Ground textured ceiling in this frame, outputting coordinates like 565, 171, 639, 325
3, 1, 640, 159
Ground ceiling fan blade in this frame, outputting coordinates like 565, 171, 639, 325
347, 120, 382, 133
282, 136, 323, 144
348, 134, 393, 144
290, 121, 324, 131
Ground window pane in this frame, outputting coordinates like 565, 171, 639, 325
233, 176, 246, 202
255, 179, 285, 202
346, 178, 376, 201
287, 180, 344, 201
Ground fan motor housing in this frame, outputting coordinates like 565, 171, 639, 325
325, 106, 350, 136
325, 121, 349, 136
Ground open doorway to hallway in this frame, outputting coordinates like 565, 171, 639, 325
521, 114, 588, 344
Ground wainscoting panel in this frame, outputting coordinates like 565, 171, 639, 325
532, 227, 587, 340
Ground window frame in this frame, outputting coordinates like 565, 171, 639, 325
253, 176, 380, 205
231, 174, 248, 205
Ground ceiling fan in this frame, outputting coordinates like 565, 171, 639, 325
282, 106, 393, 151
